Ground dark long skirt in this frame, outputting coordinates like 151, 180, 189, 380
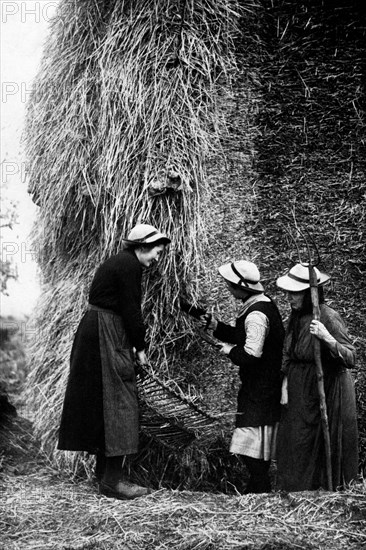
276, 364, 359, 491
58, 308, 139, 456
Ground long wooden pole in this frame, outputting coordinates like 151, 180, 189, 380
308, 266, 333, 491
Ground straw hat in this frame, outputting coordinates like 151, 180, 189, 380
123, 223, 170, 245
218, 260, 264, 293
276, 263, 330, 292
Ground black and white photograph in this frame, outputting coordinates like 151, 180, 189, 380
1, 1, 365, 548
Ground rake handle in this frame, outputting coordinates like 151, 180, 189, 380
180, 298, 220, 347
309, 266, 333, 491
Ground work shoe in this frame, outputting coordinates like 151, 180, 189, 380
99, 480, 151, 500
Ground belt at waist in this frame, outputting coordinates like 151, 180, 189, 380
88, 304, 117, 315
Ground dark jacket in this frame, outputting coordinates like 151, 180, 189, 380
89, 249, 146, 351
58, 248, 145, 453
214, 297, 284, 427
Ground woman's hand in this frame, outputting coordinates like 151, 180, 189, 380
198, 313, 218, 331
219, 343, 235, 355
280, 376, 288, 406
310, 320, 334, 343
136, 350, 148, 366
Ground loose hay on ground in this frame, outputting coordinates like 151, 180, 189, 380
1, 472, 366, 550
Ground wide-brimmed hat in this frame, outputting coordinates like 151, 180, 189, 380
218, 260, 264, 293
123, 223, 171, 246
276, 263, 330, 292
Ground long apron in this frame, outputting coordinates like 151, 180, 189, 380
58, 306, 139, 456
97, 306, 139, 456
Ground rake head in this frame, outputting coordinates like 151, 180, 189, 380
282, 206, 321, 269
286, 225, 321, 268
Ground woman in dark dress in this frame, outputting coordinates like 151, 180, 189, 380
58, 223, 170, 500
276, 263, 359, 491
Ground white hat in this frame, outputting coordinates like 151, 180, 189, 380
218, 260, 264, 293
123, 223, 170, 245
276, 263, 330, 292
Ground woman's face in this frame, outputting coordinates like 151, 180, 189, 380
287, 290, 305, 311
226, 281, 251, 301
136, 243, 165, 268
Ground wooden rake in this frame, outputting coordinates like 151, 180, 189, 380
285, 223, 333, 491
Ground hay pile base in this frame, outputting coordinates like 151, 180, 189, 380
1, 470, 365, 550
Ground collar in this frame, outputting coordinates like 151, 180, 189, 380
238, 293, 270, 317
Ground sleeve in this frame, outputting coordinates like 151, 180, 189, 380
243, 311, 269, 357
281, 350, 292, 375
281, 327, 292, 375
117, 255, 146, 352
228, 311, 269, 367
321, 308, 356, 369
213, 321, 238, 344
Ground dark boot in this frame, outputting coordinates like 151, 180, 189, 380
102, 456, 122, 485
95, 453, 106, 482
243, 456, 271, 494
99, 479, 150, 500
99, 456, 150, 500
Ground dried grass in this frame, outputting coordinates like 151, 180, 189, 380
1, 470, 366, 549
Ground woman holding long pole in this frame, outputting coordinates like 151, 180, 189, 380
275, 263, 359, 491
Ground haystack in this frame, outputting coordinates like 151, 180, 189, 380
24, 0, 366, 490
